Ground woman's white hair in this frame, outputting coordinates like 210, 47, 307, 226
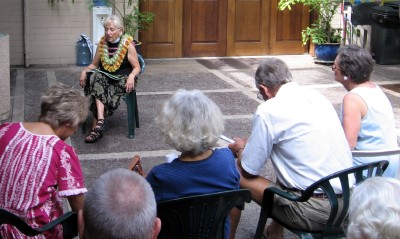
156, 89, 224, 155
347, 176, 400, 239
103, 14, 124, 32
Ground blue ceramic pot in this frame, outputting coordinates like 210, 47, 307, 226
314, 43, 340, 62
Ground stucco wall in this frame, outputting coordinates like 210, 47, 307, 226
0, 0, 134, 66
27, 0, 91, 65
0, 0, 24, 66
0, 0, 92, 66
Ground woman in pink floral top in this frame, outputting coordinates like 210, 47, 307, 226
0, 83, 89, 239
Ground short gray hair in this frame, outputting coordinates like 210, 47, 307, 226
337, 45, 374, 84
255, 58, 292, 90
38, 83, 88, 129
83, 168, 157, 239
103, 14, 124, 32
156, 89, 224, 155
347, 177, 400, 239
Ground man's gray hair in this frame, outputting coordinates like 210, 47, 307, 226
255, 58, 292, 90
155, 89, 224, 156
347, 177, 400, 239
83, 168, 157, 239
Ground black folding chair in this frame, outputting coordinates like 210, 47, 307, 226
0, 208, 78, 239
157, 189, 252, 239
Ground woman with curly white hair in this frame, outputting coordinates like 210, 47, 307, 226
347, 176, 400, 239
146, 89, 240, 239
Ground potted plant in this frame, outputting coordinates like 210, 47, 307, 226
278, 0, 342, 62
48, 0, 155, 39
89, 0, 155, 39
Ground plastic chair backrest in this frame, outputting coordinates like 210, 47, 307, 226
138, 54, 145, 74
351, 148, 400, 157
0, 209, 78, 239
255, 160, 389, 239
157, 189, 251, 239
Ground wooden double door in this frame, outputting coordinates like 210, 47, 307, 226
140, 0, 309, 58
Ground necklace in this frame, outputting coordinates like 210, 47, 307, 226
99, 34, 133, 72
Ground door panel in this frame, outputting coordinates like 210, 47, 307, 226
269, 0, 309, 54
183, 0, 227, 57
227, 0, 269, 56
140, 0, 310, 58
140, 0, 183, 58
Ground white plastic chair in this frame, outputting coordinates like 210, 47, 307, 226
351, 148, 400, 179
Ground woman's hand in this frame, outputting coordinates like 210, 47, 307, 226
79, 70, 87, 88
125, 74, 136, 93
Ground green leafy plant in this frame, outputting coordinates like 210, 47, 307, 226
48, 0, 155, 38
278, 0, 342, 45
89, 0, 155, 38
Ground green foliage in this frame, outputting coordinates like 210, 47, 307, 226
90, 0, 155, 38
278, 0, 342, 45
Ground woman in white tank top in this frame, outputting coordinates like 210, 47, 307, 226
333, 45, 398, 178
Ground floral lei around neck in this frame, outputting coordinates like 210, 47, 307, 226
99, 34, 133, 72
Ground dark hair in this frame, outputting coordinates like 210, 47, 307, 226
337, 45, 374, 84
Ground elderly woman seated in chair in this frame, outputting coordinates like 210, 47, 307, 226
146, 89, 241, 239
79, 14, 141, 143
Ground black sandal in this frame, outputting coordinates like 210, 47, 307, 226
85, 130, 103, 143
94, 119, 105, 132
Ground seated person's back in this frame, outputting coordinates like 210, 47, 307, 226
146, 89, 240, 238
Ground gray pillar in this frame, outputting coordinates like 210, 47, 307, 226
0, 33, 10, 121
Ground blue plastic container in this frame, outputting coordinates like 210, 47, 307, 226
76, 38, 91, 66
93, 0, 107, 7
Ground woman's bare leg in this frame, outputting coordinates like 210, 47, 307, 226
91, 99, 105, 130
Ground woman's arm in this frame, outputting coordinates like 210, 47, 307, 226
79, 47, 101, 88
342, 92, 367, 149
67, 193, 85, 212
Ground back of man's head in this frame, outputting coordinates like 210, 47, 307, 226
81, 168, 160, 239
255, 58, 292, 89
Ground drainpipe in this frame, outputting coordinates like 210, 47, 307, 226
24, 0, 30, 67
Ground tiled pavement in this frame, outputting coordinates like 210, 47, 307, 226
6, 55, 400, 238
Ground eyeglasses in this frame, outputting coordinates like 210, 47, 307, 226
332, 64, 339, 71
